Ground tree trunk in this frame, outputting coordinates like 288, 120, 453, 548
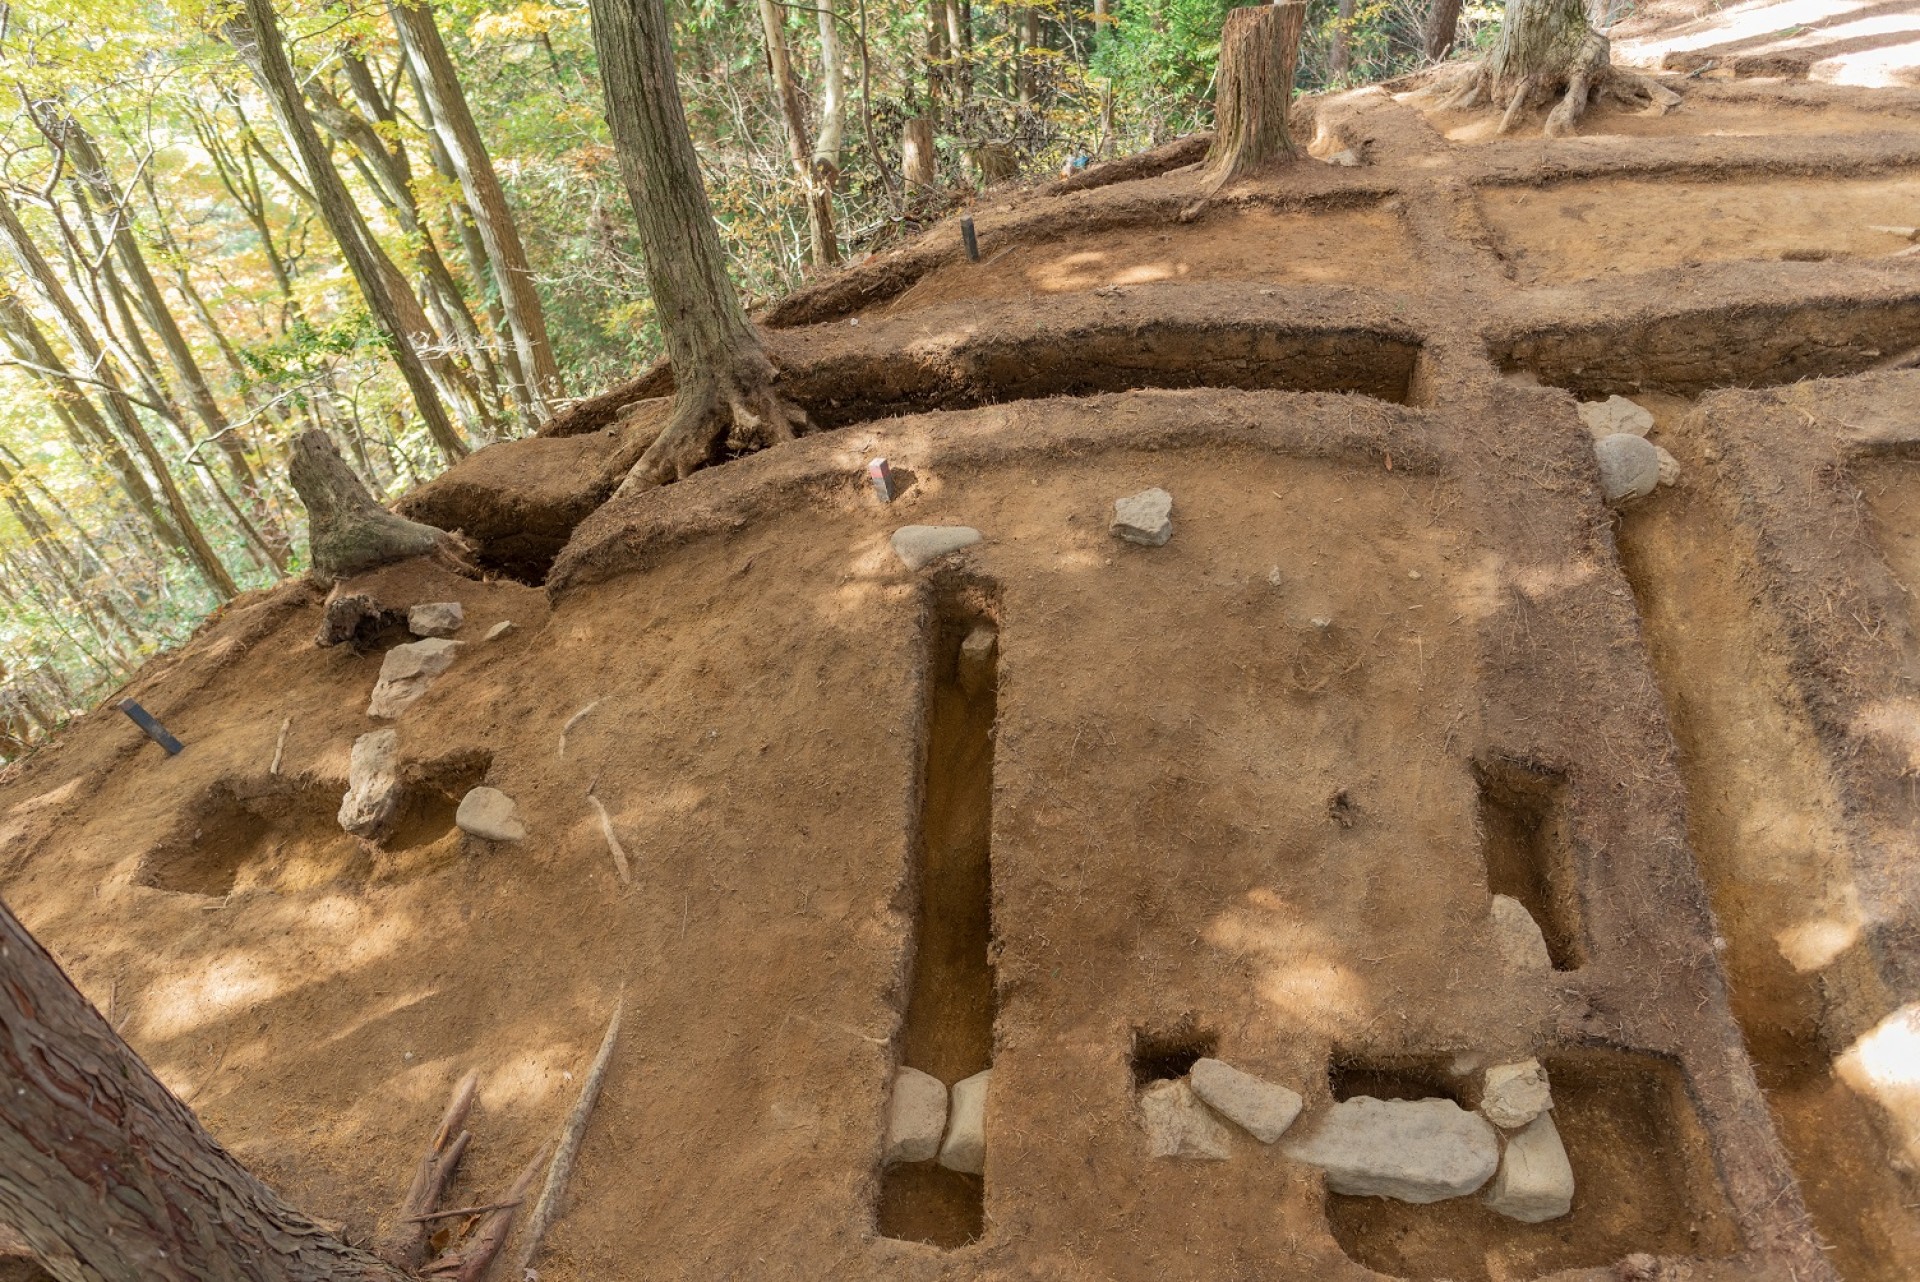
1484, 0, 1611, 134
814, 2, 847, 256
0, 895, 404, 1281
586, 0, 809, 488
1332, 0, 1356, 76
0, 198, 240, 600
390, 0, 565, 426
902, 115, 937, 190
1424, 0, 1465, 60
756, 0, 839, 267
225, 0, 470, 465
289, 429, 460, 581
1201, 2, 1307, 186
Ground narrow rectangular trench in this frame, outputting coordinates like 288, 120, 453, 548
876, 592, 999, 1248
1474, 757, 1583, 971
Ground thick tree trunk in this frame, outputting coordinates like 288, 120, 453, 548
902, 115, 937, 189
225, 0, 469, 465
1332, 0, 1356, 76
756, 0, 839, 267
391, 0, 565, 426
1201, 2, 1307, 186
289, 429, 461, 581
0, 896, 403, 1282
1424, 0, 1465, 60
587, 0, 809, 488
0, 198, 240, 600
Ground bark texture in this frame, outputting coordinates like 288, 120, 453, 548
0, 896, 403, 1282
1201, 2, 1308, 185
757, 0, 839, 267
288, 430, 461, 582
1424, 0, 1466, 60
587, 0, 808, 488
903, 116, 938, 189
1430, 0, 1677, 136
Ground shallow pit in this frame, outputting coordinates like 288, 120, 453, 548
1326, 1049, 1739, 1282
1131, 1026, 1219, 1088
866, 201, 1420, 314
1480, 171, 1920, 284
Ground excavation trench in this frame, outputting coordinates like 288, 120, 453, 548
1326, 1050, 1737, 1282
1474, 756, 1583, 971
877, 586, 1001, 1248
1602, 393, 1920, 1280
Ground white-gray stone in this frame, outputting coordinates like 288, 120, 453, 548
958, 625, 997, 695
1481, 1060, 1552, 1130
367, 638, 461, 719
1111, 488, 1174, 547
1577, 395, 1655, 439
884, 1067, 949, 1165
1189, 1058, 1303, 1144
1283, 1096, 1499, 1202
1140, 1078, 1233, 1160
1491, 894, 1553, 973
337, 729, 400, 838
408, 602, 464, 638
1484, 1111, 1574, 1222
891, 525, 982, 571
456, 786, 526, 843
484, 620, 515, 642
1593, 433, 1662, 505
1654, 445, 1681, 488
938, 1069, 991, 1174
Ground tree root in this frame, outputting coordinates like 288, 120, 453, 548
515, 995, 625, 1275
617, 349, 811, 494
1409, 37, 1680, 138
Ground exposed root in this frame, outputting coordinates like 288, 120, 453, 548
1420, 25, 1680, 137
618, 350, 811, 494
378, 1070, 479, 1270
422, 1142, 551, 1282
515, 995, 625, 1275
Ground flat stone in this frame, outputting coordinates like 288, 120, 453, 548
1111, 487, 1174, 546
368, 639, 461, 719
1140, 1078, 1233, 1160
337, 729, 400, 839
891, 525, 982, 571
1481, 1060, 1552, 1130
408, 602, 464, 637
1654, 445, 1681, 488
1577, 395, 1655, 439
485, 620, 515, 642
1491, 894, 1553, 973
1283, 1096, 1499, 1202
456, 786, 526, 843
1593, 433, 1662, 505
1484, 1112, 1574, 1223
957, 625, 997, 695
884, 1067, 949, 1165
1189, 1057, 1303, 1143
938, 1069, 990, 1174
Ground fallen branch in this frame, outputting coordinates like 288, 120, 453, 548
406, 1199, 522, 1224
586, 791, 634, 887
514, 994, 626, 1275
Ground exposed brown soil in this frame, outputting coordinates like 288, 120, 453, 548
11, 66, 1920, 1282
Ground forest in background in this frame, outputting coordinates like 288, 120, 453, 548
0, 0, 1506, 758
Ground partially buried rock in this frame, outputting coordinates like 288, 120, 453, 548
1283, 1097, 1499, 1202
1654, 445, 1681, 488
1577, 395, 1655, 439
891, 525, 982, 571
484, 620, 515, 642
1491, 894, 1553, 973
1140, 1078, 1233, 1160
337, 729, 400, 839
456, 786, 526, 843
367, 638, 461, 719
1480, 1059, 1552, 1130
315, 588, 405, 650
1593, 433, 1662, 505
884, 1067, 949, 1165
408, 602, 464, 638
1189, 1057, 1303, 1143
957, 625, 997, 696
938, 1069, 991, 1174
1111, 487, 1174, 547
1484, 1111, 1574, 1223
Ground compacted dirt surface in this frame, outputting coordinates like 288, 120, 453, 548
6, 66, 1920, 1282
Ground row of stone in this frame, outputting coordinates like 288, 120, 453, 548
883, 1067, 991, 1175
1144, 1056, 1573, 1223
888, 486, 1178, 571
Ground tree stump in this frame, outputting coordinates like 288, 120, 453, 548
289, 429, 466, 582
1201, 1, 1308, 187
